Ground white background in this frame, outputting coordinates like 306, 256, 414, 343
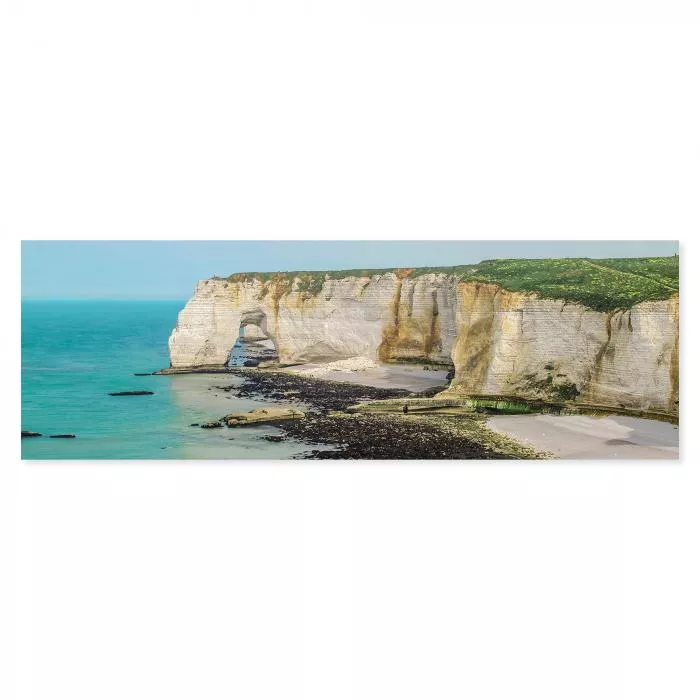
1, 3, 699, 699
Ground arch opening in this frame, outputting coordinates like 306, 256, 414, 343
227, 310, 279, 367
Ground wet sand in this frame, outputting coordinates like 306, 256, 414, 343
286, 363, 449, 392
486, 414, 679, 460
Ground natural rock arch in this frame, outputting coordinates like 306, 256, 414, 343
168, 285, 281, 368
239, 309, 271, 338
225, 309, 278, 365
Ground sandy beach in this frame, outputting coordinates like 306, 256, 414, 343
486, 414, 679, 460
286, 361, 449, 392
281, 361, 681, 459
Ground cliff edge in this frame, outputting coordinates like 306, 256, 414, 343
167, 257, 679, 415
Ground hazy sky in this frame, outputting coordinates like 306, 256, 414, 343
22, 240, 679, 300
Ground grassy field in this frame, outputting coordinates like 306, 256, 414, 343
450, 256, 679, 311
216, 256, 679, 312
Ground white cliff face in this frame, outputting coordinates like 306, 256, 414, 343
581, 297, 679, 413
168, 278, 270, 367
274, 275, 395, 363
449, 284, 612, 397
168, 274, 679, 415
169, 273, 457, 367
446, 284, 679, 414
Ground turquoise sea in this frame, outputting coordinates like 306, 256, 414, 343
21, 301, 314, 460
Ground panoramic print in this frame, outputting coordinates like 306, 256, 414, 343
21, 240, 679, 460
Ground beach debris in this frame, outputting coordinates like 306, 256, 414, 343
21, 431, 42, 438
108, 391, 154, 396
223, 407, 305, 427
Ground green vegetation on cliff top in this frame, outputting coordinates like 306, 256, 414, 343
216, 256, 679, 312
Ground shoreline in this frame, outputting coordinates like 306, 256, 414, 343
203, 368, 543, 460
156, 364, 678, 424
191, 363, 679, 460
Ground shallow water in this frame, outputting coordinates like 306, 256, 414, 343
21, 301, 320, 460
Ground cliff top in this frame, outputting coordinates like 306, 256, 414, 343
214, 255, 679, 312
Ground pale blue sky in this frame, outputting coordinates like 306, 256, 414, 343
22, 240, 679, 300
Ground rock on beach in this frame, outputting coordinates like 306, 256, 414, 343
223, 407, 305, 427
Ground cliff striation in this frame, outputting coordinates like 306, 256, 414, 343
168, 260, 679, 415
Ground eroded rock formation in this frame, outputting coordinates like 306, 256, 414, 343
239, 323, 268, 342
168, 272, 679, 415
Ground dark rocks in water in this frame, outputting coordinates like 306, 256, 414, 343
109, 391, 154, 396
50, 434, 76, 439
22, 431, 42, 438
243, 359, 259, 367
261, 435, 285, 442
190, 423, 200, 427
446, 366, 455, 382
201, 421, 224, 429
133, 373, 153, 376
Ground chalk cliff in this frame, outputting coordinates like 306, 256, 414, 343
168, 271, 679, 415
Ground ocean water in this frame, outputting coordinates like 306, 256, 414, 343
21, 301, 317, 460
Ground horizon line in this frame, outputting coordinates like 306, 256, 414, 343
22, 297, 187, 302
